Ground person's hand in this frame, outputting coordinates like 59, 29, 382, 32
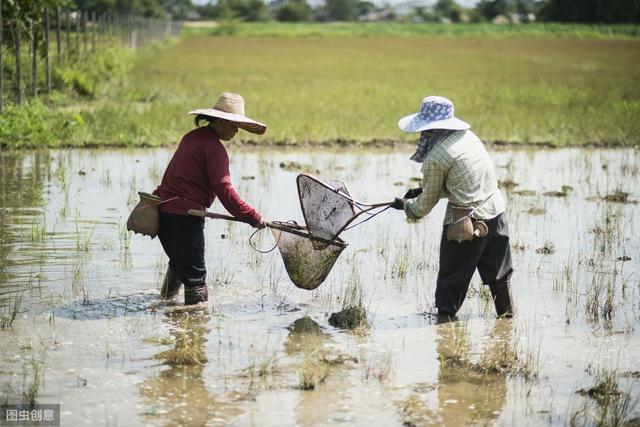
404, 187, 422, 199
254, 219, 267, 229
391, 197, 405, 210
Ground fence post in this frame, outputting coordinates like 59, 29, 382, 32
91, 11, 96, 52
0, 0, 3, 113
14, 23, 23, 105
31, 18, 38, 97
82, 11, 88, 53
65, 10, 70, 60
75, 11, 80, 57
45, 8, 51, 93
56, 7, 61, 60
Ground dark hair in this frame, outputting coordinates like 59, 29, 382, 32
194, 115, 218, 128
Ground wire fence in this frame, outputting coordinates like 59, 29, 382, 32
0, 2, 182, 113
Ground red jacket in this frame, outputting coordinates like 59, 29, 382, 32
153, 126, 261, 226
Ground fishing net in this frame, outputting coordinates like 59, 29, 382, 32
264, 175, 391, 290
199, 174, 391, 291
270, 224, 346, 290
297, 174, 355, 241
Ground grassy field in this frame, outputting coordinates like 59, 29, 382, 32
2, 31, 639, 148
184, 21, 640, 40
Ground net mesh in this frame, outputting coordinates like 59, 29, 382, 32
297, 174, 355, 241
271, 227, 346, 290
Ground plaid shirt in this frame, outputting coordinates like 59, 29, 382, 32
404, 130, 505, 225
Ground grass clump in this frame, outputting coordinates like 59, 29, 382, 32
298, 353, 330, 390
329, 263, 369, 331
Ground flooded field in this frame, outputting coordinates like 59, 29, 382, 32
0, 147, 638, 426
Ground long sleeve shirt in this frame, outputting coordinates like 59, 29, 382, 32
404, 130, 505, 225
153, 126, 261, 226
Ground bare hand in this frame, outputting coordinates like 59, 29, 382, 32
254, 219, 267, 229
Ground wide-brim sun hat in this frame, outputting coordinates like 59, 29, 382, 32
188, 92, 267, 135
398, 95, 470, 133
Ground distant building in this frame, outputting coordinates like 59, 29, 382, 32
393, 0, 435, 16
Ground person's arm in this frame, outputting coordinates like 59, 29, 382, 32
404, 159, 446, 220
206, 143, 262, 227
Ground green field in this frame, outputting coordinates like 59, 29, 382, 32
185, 22, 640, 40
2, 30, 640, 148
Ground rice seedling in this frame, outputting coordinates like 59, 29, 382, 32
392, 242, 411, 279
118, 221, 132, 251
22, 359, 43, 406
362, 350, 394, 382
0, 294, 23, 329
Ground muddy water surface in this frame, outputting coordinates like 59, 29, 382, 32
0, 147, 639, 426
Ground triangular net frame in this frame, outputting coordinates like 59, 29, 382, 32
297, 174, 392, 242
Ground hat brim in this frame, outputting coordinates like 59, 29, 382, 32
188, 109, 267, 135
398, 113, 470, 133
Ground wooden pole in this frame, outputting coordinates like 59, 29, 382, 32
75, 11, 80, 57
91, 11, 96, 52
14, 23, 23, 105
0, 0, 4, 113
45, 8, 51, 93
82, 11, 87, 53
55, 7, 61, 60
31, 19, 37, 97
65, 10, 70, 59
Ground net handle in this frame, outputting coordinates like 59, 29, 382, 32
188, 210, 347, 248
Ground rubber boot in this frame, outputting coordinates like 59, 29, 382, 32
184, 284, 208, 305
489, 281, 514, 318
160, 266, 182, 299
436, 308, 458, 324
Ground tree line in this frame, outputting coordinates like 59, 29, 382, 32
194, 0, 640, 23
4, 1, 637, 25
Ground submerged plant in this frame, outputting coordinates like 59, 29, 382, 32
0, 294, 23, 329
22, 359, 43, 406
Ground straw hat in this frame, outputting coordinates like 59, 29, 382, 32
398, 96, 470, 133
188, 93, 267, 135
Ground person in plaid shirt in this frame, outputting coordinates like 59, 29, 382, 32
391, 96, 514, 320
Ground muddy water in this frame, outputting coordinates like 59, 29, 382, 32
0, 147, 638, 426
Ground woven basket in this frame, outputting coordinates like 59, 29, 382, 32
446, 206, 475, 243
127, 192, 162, 238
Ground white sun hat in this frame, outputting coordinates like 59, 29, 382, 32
188, 92, 267, 135
398, 96, 470, 133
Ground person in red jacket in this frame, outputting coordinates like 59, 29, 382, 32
153, 93, 267, 305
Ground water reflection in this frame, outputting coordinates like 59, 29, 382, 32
284, 316, 330, 355
284, 316, 357, 426
435, 319, 511, 425
139, 311, 242, 426
0, 151, 50, 298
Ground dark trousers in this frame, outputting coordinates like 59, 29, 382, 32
158, 212, 206, 288
436, 212, 513, 315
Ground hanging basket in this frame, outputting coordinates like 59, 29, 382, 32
127, 192, 162, 238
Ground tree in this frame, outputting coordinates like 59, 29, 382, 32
434, 0, 463, 22
276, 0, 312, 21
538, 0, 640, 23
325, 0, 358, 21
476, 0, 513, 20
212, 0, 270, 22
